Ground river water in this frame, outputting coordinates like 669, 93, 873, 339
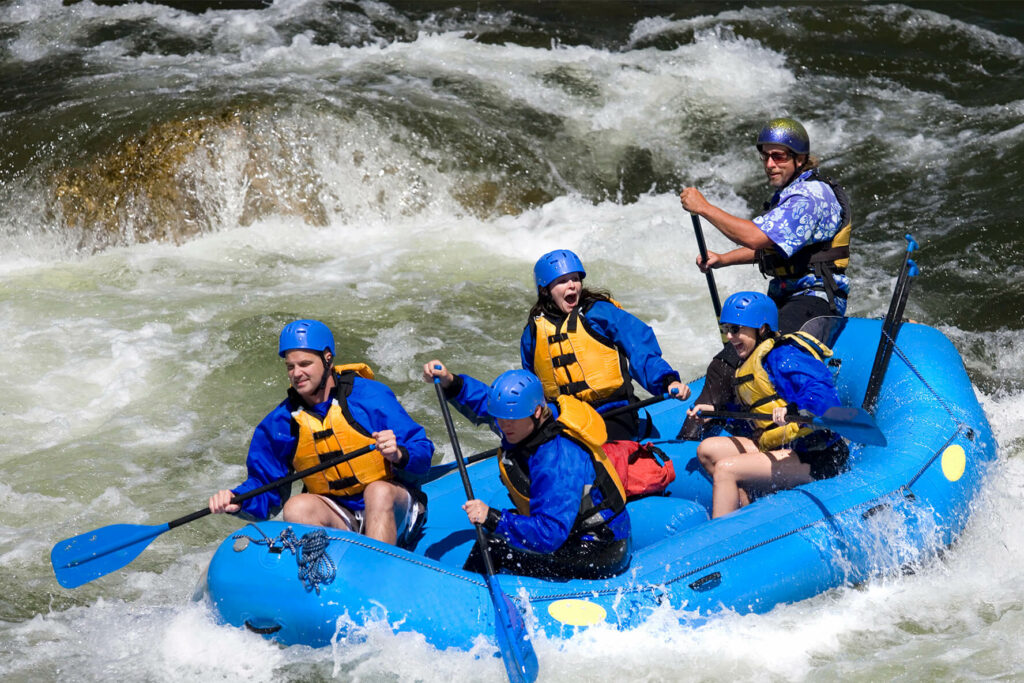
1, 1, 1022, 680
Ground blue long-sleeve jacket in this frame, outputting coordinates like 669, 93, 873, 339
520, 300, 680, 411
764, 344, 841, 416
448, 373, 630, 553
231, 375, 434, 521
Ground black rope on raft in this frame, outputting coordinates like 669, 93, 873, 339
279, 527, 336, 594
235, 526, 340, 595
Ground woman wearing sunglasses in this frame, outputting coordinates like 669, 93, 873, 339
686, 291, 849, 518
679, 117, 852, 334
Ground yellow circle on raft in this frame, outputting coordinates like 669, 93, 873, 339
547, 599, 607, 626
941, 444, 967, 482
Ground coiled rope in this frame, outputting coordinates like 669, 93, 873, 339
234, 525, 341, 595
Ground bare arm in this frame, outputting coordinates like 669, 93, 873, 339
680, 187, 775, 250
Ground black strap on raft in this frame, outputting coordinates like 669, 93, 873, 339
862, 234, 919, 412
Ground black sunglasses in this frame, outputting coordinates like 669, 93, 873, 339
720, 323, 742, 335
759, 150, 793, 164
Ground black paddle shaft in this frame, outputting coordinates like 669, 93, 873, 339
600, 393, 667, 419
691, 214, 722, 318
863, 235, 919, 412
433, 379, 501, 578
701, 409, 815, 424
166, 443, 377, 531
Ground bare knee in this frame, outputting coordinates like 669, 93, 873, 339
282, 493, 323, 524
362, 480, 402, 511
712, 457, 743, 487
697, 437, 732, 474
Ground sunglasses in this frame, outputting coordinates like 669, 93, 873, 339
759, 150, 793, 164
719, 323, 742, 335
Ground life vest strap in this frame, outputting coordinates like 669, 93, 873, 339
560, 381, 590, 395
565, 309, 580, 333
551, 353, 577, 368
316, 448, 346, 464
747, 395, 780, 411
328, 476, 359, 491
312, 428, 334, 441
547, 332, 569, 343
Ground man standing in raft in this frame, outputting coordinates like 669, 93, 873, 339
522, 249, 690, 441
424, 362, 631, 579
680, 117, 852, 334
209, 320, 433, 548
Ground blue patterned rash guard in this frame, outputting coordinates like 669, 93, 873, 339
519, 299, 680, 413
753, 170, 850, 314
230, 375, 434, 521
448, 373, 631, 554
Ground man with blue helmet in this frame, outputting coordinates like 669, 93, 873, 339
209, 320, 434, 549
422, 362, 631, 579
680, 117, 853, 333
686, 292, 848, 518
522, 248, 690, 441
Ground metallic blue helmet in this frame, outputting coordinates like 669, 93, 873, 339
278, 319, 335, 357
534, 249, 586, 289
720, 291, 778, 332
487, 369, 545, 420
756, 117, 810, 157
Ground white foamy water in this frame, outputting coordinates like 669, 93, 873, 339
2, 1, 1022, 681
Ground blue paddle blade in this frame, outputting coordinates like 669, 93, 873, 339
486, 575, 539, 683
814, 406, 887, 447
51, 522, 169, 589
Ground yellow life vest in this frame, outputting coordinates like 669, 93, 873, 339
733, 332, 833, 451
498, 396, 626, 534
531, 300, 632, 406
290, 363, 391, 497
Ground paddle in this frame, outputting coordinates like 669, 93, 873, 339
421, 447, 500, 484
698, 405, 886, 447
600, 391, 673, 419
432, 371, 539, 683
862, 234, 919, 412
691, 214, 722, 318
421, 392, 676, 485
51, 443, 377, 589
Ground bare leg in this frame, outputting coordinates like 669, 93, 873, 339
362, 480, 412, 545
697, 435, 759, 476
698, 435, 759, 513
282, 493, 354, 530
712, 448, 813, 519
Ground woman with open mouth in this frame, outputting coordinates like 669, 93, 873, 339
521, 249, 690, 441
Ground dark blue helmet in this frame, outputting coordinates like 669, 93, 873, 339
756, 117, 810, 157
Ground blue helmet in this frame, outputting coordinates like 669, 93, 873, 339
756, 117, 810, 157
534, 249, 586, 289
487, 369, 545, 420
720, 291, 778, 332
278, 319, 335, 357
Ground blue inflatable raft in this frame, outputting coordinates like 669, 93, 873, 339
199, 317, 997, 649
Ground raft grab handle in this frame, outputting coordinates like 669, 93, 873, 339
688, 572, 721, 591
